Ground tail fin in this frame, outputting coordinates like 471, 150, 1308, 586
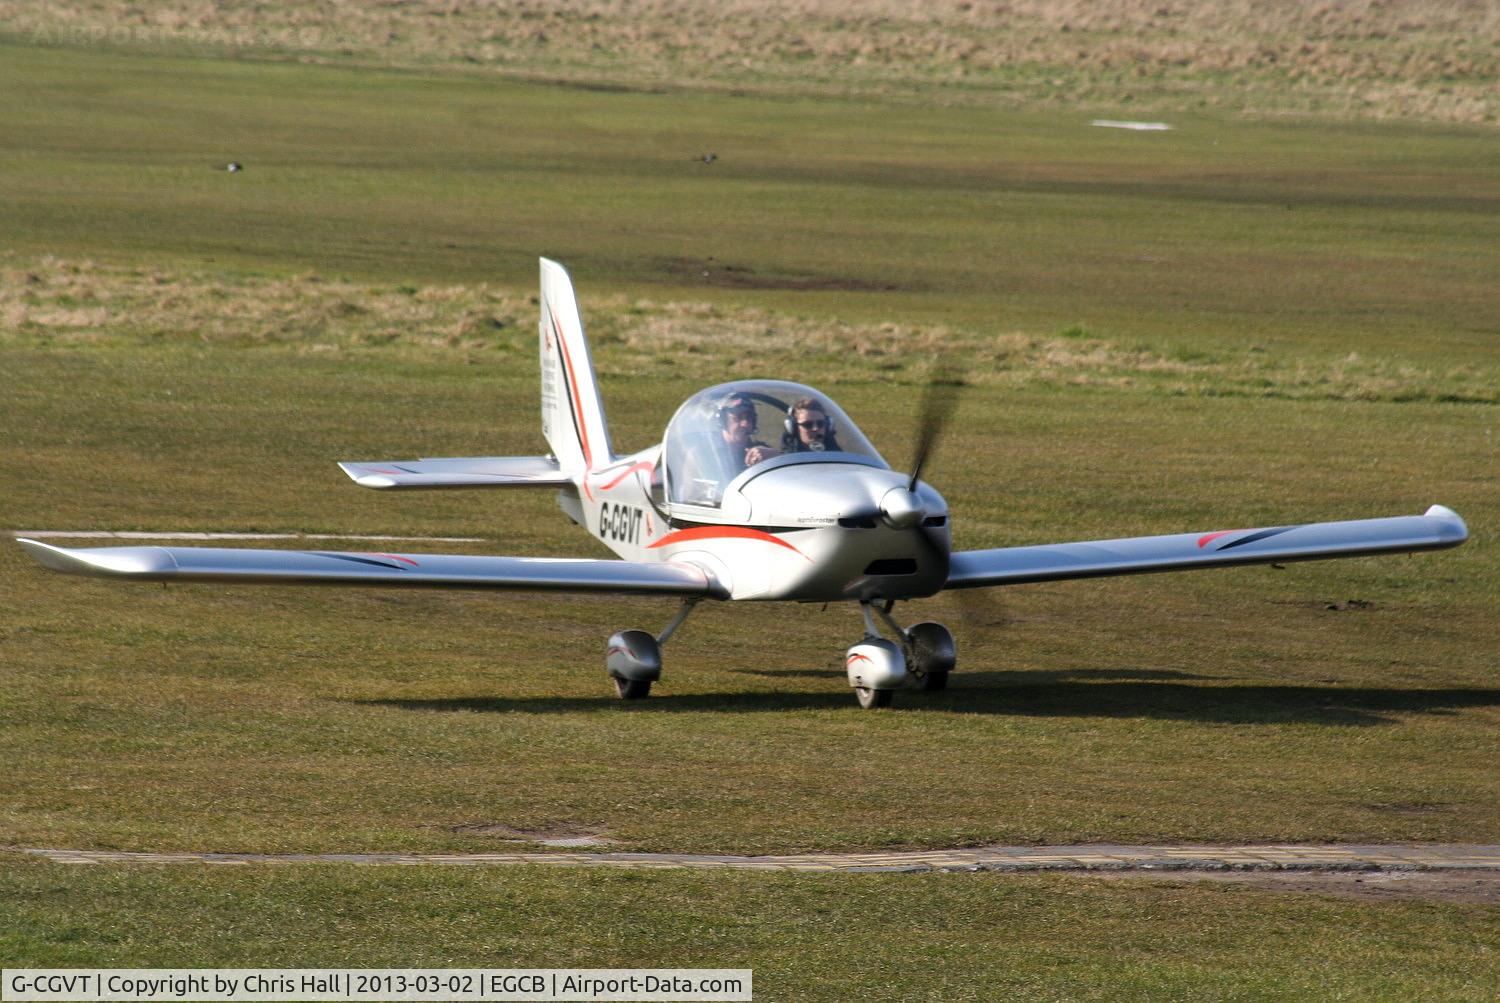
539, 258, 613, 475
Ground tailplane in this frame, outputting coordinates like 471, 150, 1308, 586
539, 258, 613, 475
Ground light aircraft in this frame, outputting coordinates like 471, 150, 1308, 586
19, 259, 1469, 708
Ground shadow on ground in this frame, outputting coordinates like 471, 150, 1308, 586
354, 667, 1500, 725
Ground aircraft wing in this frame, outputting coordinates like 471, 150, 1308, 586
17, 539, 725, 598
338, 456, 572, 490
945, 505, 1467, 590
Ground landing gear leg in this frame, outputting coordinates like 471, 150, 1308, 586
606, 599, 699, 700
872, 601, 957, 692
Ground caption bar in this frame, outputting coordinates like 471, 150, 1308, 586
2, 971, 752, 1002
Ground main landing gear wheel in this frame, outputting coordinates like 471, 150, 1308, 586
614, 676, 652, 700
915, 669, 949, 692
854, 686, 894, 709
604, 600, 699, 701
903, 621, 957, 693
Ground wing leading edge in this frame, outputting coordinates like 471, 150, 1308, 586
945, 505, 1467, 590
338, 456, 571, 490
17, 539, 725, 598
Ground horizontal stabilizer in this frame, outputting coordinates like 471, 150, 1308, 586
339, 456, 571, 490
946, 505, 1467, 590
18, 539, 725, 598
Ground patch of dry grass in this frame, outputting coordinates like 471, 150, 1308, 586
0, 255, 533, 355
3, 255, 1494, 405
6, 1, 1495, 124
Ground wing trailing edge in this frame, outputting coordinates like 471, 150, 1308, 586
17, 539, 726, 598
944, 505, 1467, 590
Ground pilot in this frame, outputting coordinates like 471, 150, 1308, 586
718, 394, 780, 471
781, 397, 842, 453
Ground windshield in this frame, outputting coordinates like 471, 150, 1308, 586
663, 380, 887, 507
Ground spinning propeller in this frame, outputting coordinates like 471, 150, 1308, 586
876, 362, 961, 532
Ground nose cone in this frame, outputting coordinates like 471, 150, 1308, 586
879, 486, 926, 530
731, 460, 951, 601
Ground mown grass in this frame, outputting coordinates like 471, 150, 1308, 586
1, 44, 1496, 371
6, 0, 1496, 125
3, 346, 1495, 855
1, 33, 1497, 989
3, 856, 1498, 1000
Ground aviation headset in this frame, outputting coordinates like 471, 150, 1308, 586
784, 402, 835, 438
715, 394, 758, 428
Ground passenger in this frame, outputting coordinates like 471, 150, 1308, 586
781, 397, 842, 453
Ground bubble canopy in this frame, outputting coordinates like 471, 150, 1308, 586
663, 380, 888, 508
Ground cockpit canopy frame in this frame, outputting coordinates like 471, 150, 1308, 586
662, 380, 888, 509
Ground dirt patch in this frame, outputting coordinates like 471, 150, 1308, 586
658, 257, 900, 292
1083, 868, 1500, 904
1272, 598, 1381, 612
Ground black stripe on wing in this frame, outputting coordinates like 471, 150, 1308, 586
309, 552, 412, 571
1215, 526, 1298, 551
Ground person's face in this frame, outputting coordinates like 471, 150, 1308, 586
723, 406, 756, 446
794, 408, 828, 445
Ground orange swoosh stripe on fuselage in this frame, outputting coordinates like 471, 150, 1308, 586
598, 461, 654, 491
647, 526, 811, 561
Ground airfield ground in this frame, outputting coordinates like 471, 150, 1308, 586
1, 3, 1498, 997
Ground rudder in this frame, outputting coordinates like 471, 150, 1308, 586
539, 258, 613, 475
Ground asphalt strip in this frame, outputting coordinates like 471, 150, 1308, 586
12, 844, 1500, 874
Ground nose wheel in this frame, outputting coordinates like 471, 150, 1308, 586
845, 602, 956, 708
614, 675, 653, 700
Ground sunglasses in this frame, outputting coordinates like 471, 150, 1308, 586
796, 419, 827, 430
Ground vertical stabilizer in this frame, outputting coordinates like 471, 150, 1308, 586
539, 258, 613, 475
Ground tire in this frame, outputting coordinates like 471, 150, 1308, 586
614, 676, 652, 700
854, 686, 894, 709
918, 669, 949, 692
905, 622, 956, 692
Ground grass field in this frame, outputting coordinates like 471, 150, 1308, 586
4, 859, 1496, 999
1, 21, 1498, 999
7, 1, 1496, 125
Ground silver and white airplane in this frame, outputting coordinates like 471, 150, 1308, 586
19, 259, 1469, 707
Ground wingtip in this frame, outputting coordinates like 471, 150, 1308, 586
17, 538, 177, 577
338, 462, 398, 490
17, 537, 75, 572
1423, 504, 1468, 545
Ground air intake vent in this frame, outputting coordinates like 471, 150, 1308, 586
864, 558, 918, 576
839, 516, 878, 529
923, 516, 948, 527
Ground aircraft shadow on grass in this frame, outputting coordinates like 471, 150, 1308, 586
358, 668, 1500, 726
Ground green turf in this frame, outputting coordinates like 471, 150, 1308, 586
2, 43, 1496, 368
1, 35, 1497, 991
3, 857, 1497, 1001
3, 348, 1495, 855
